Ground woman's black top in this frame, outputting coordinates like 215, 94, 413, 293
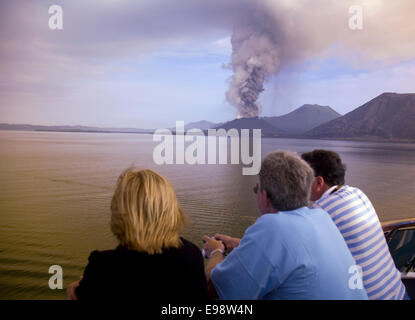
75, 238, 209, 301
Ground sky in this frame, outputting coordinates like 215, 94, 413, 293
0, 0, 414, 129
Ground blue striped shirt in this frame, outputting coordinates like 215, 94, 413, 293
313, 185, 407, 300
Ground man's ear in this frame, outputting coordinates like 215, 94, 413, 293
315, 176, 325, 188
263, 189, 272, 207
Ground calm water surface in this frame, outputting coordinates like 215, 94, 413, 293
0, 131, 414, 299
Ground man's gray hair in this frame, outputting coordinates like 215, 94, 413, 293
259, 150, 314, 211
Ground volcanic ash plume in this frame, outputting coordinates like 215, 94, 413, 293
226, 25, 281, 118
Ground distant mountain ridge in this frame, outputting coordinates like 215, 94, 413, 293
263, 104, 341, 135
214, 104, 341, 137
214, 117, 287, 137
305, 93, 415, 140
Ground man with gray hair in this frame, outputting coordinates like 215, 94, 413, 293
203, 150, 368, 300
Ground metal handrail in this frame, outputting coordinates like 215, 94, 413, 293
382, 219, 415, 242
405, 255, 415, 274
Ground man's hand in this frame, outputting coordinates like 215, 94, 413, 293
214, 234, 240, 253
202, 236, 225, 290
66, 276, 82, 300
202, 236, 225, 258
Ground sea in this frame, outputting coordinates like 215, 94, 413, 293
0, 130, 414, 299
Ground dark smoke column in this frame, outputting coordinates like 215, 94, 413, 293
226, 24, 281, 118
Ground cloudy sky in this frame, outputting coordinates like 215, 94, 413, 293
0, 0, 414, 128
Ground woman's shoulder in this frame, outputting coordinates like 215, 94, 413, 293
84, 239, 203, 268
86, 247, 127, 264
87, 240, 201, 258
179, 237, 201, 252
170, 237, 203, 261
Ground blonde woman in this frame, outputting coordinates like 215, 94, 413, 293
67, 168, 208, 300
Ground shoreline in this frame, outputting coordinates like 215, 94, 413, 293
1, 128, 414, 144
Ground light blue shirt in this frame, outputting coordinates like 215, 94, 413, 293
211, 207, 369, 300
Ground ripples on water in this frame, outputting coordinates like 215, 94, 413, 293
0, 131, 414, 299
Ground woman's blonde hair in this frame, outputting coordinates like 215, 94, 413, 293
110, 168, 188, 254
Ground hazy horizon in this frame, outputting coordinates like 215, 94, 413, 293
1, 101, 344, 129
